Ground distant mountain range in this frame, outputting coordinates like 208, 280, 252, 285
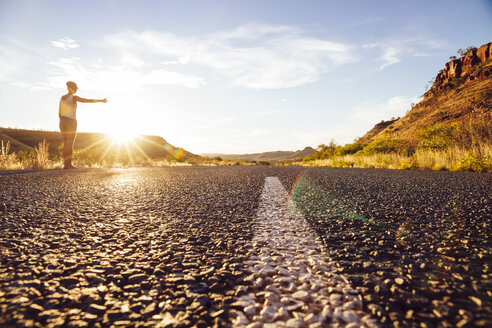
202, 147, 316, 162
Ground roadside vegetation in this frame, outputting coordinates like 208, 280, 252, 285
299, 45, 492, 173
298, 117, 491, 172
0, 139, 194, 170
1, 140, 61, 170
0, 139, 261, 170
1, 122, 490, 171
1, 116, 490, 171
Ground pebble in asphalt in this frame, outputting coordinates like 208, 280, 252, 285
277, 167, 492, 328
0, 166, 491, 328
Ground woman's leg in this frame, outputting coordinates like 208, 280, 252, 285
66, 131, 77, 169
60, 118, 77, 169
61, 131, 74, 168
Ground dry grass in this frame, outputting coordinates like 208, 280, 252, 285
153, 159, 192, 167
297, 143, 492, 172
299, 153, 405, 169
34, 139, 50, 169
0, 141, 22, 170
0, 139, 63, 170
411, 144, 490, 171
1, 139, 196, 169
1, 140, 10, 160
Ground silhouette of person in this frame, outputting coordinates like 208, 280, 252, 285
59, 81, 107, 169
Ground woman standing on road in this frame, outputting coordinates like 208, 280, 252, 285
59, 81, 107, 169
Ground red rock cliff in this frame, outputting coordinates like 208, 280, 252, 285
430, 42, 491, 94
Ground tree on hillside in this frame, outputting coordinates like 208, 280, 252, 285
317, 139, 337, 159
457, 46, 477, 57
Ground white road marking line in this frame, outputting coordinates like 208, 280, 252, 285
231, 177, 377, 327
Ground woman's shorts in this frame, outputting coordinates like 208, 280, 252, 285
59, 117, 77, 134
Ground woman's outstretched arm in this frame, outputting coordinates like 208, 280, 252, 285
74, 96, 107, 103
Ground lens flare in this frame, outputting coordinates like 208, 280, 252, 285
288, 172, 382, 227
164, 143, 184, 160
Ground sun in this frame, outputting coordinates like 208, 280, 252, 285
108, 128, 139, 144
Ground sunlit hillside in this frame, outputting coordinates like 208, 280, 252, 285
300, 43, 492, 172
0, 127, 198, 168
359, 43, 491, 144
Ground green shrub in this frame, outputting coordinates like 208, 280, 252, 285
417, 124, 455, 150
317, 140, 338, 159
331, 158, 354, 167
334, 142, 365, 156
400, 156, 419, 170
17, 150, 37, 166
456, 153, 489, 172
362, 137, 407, 155
303, 153, 318, 163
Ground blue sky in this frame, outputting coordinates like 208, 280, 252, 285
1, 0, 491, 154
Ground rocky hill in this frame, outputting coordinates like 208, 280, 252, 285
203, 146, 316, 162
432, 43, 492, 92
0, 127, 197, 161
360, 42, 492, 145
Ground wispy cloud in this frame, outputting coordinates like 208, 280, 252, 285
42, 57, 205, 91
350, 96, 419, 125
6, 23, 355, 91
178, 112, 235, 130
297, 96, 420, 146
366, 38, 445, 70
6, 55, 204, 92
101, 23, 356, 89
380, 47, 400, 69
0, 37, 37, 82
214, 23, 299, 40
4, 24, 444, 93
121, 53, 145, 67
51, 37, 79, 50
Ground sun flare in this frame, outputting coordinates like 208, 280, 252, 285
108, 129, 139, 144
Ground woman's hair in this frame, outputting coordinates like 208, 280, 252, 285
66, 81, 78, 89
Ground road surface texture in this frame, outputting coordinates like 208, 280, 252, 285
0, 167, 490, 328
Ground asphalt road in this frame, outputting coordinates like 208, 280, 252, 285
0, 167, 490, 328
